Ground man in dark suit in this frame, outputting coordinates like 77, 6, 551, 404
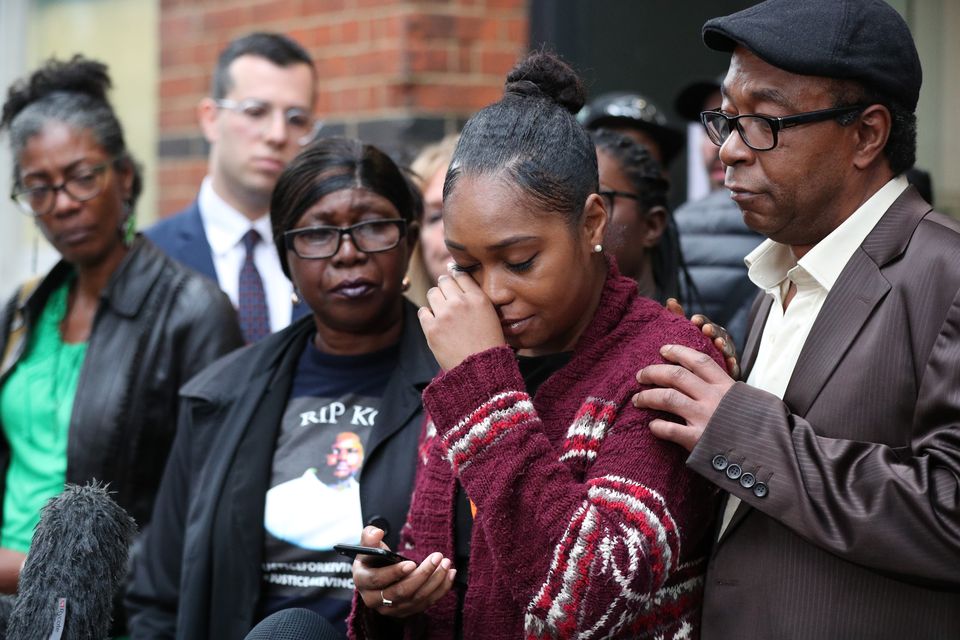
147, 33, 315, 341
633, 1, 960, 638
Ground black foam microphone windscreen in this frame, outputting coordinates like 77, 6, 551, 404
4, 483, 136, 640
0, 594, 13, 639
244, 608, 346, 640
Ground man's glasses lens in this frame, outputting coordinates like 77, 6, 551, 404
702, 112, 776, 151
217, 98, 318, 145
288, 220, 406, 259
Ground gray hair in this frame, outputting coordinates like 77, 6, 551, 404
2, 56, 143, 208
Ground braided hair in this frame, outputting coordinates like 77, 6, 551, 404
590, 127, 700, 306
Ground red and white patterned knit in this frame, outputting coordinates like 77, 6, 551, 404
349, 264, 722, 640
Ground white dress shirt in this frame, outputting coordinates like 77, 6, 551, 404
198, 177, 293, 333
717, 175, 909, 538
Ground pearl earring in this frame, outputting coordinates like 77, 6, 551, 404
291, 290, 301, 305
593, 244, 603, 254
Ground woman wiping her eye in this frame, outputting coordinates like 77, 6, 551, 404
348, 51, 723, 640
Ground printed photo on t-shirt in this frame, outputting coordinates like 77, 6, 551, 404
260, 393, 381, 625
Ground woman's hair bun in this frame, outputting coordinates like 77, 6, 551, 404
2, 55, 111, 130
504, 52, 585, 115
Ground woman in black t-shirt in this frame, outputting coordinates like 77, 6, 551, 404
127, 138, 439, 639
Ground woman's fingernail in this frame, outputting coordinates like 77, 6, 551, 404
430, 552, 442, 566
401, 561, 416, 574
448, 569, 457, 581
440, 558, 451, 570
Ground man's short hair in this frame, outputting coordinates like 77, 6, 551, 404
211, 32, 315, 100
829, 79, 917, 176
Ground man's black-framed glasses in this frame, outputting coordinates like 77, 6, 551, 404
700, 105, 866, 151
284, 219, 407, 259
11, 161, 112, 217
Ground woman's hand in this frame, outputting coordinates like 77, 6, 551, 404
353, 527, 456, 618
666, 298, 741, 380
418, 267, 506, 371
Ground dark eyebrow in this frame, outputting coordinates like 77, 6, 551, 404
720, 84, 797, 112
750, 87, 796, 110
446, 235, 537, 252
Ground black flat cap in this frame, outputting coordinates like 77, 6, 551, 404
703, 0, 922, 110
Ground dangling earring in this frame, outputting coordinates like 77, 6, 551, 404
119, 201, 135, 245
593, 244, 603, 254
124, 205, 136, 245
401, 275, 411, 292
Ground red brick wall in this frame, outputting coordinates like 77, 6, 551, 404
156, 0, 529, 217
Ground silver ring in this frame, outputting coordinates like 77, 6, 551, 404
380, 590, 393, 607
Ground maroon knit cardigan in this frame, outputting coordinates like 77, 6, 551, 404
351, 266, 723, 640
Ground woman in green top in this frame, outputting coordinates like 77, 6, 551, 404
0, 56, 243, 613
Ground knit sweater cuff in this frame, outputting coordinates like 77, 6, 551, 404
422, 345, 532, 473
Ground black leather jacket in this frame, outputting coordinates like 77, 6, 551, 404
0, 236, 243, 529
127, 302, 438, 640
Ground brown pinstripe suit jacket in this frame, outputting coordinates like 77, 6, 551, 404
688, 187, 960, 639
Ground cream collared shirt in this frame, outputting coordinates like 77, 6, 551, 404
717, 175, 909, 538
198, 178, 293, 333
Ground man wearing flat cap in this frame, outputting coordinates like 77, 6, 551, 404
633, 1, 960, 638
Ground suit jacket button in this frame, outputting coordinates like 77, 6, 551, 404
726, 463, 742, 480
712, 454, 729, 471
739, 472, 756, 489
753, 482, 769, 498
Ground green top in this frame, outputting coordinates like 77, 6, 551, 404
0, 277, 87, 552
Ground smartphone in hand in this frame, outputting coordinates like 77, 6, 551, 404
334, 544, 412, 568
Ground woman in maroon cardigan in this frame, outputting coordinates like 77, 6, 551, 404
349, 52, 723, 640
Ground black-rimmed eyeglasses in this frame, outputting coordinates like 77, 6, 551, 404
598, 190, 643, 213
11, 161, 113, 217
700, 105, 866, 151
284, 219, 407, 259
599, 190, 642, 205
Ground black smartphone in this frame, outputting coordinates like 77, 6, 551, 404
334, 544, 412, 567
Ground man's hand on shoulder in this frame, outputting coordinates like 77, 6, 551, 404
632, 344, 736, 452
666, 298, 741, 380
